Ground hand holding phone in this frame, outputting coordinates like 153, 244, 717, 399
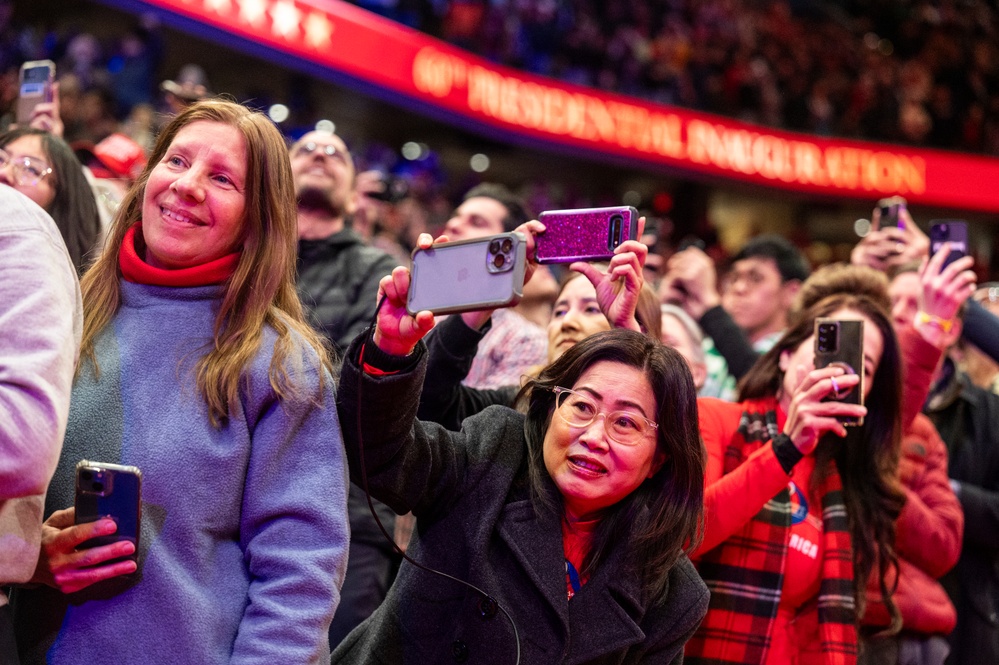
407, 232, 526, 316
814, 319, 865, 426
74, 460, 142, 563
876, 196, 906, 229
16, 60, 55, 126
536, 206, 638, 264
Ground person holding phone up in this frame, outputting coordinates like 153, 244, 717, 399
330, 258, 708, 662
685, 267, 907, 665
11, 100, 349, 665
415, 218, 664, 431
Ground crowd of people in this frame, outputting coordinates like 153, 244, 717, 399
361, 0, 999, 153
1, 3, 998, 665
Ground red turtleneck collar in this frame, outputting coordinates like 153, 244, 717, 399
119, 223, 241, 287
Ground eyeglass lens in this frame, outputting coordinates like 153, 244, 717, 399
554, 388, 654, 445
0, 149, 50, 186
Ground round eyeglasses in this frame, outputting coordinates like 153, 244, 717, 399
295, 141, 343, 161
0, 148, 52, 187
552, 386, 658, 446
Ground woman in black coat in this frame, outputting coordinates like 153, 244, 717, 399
332, 265, 709, 664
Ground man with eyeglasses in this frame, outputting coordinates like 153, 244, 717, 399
291, 129, 398, 352
289, 130, 399, 648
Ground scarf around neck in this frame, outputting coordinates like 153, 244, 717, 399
119, 223, 240, 287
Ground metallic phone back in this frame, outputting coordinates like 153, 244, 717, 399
407, 234, 526, 315
75, 461, 142, 551
536, 206, 638, 264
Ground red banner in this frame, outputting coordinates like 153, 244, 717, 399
134, 0, 999, 212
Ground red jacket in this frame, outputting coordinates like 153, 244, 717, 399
862, 325, 962, 635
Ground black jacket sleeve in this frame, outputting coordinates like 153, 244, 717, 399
417, 315, 518, 431
698, 305, 760, 379
962, 300, 999, 365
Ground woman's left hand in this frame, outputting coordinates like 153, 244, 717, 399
372, 264, 436, 357
571, 217, 648, 332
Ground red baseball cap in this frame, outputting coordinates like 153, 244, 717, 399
74, 133, 147, 182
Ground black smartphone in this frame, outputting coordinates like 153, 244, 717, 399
74, 460, 142, 563
814, 318, 864, 427
536, 206, 639, 264
877, 197, 906, 228
929, 220, 968, 268
16, 60, 55, 125
407, 232, 527, 315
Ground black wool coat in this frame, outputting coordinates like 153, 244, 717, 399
333, 336, 709, 665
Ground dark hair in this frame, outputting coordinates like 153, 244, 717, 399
521, 328, 704, 601
462, 183, 531, 232
731, 234, 811, 284
739, 292, 905, 631
0, 127, 101, 274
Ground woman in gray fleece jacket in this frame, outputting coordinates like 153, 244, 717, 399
12, 100, 349, 665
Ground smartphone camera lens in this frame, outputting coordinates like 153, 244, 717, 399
92, 481, 104, 493
81, 470, 92, 481
489, 240, 501, 254
501, 238, 512, 253
493, 253, 506, 269
817, 323, 838, 351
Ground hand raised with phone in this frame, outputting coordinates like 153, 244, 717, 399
569, 216, 648, 333
851, 199, 929, 271
373, 264, 437, 358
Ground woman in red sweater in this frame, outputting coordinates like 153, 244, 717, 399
686, 290, 905, 665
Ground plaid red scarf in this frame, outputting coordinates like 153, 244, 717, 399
686, 399, 857, 665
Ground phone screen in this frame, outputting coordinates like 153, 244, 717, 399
21, 64, 53, 86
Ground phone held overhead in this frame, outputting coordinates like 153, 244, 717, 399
930, 220, 969, 268
876, 196, 906, 228
535, 206, 639, 264
407, 231, 527, 315
17, 59, 55, 125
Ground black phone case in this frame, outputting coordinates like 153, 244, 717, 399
814, 318, 864, 426
74, 460, 142, 560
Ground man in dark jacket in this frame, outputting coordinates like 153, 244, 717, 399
289, 130, 399, 647
291, 130, 398, 354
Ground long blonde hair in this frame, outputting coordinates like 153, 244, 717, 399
80, 100, 332, 426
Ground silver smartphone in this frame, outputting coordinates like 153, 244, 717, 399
17, 60, 55, 125
407, 232, 526, 315
814, 318, 864, 427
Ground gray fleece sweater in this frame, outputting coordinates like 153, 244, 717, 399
12, 281, 349, 665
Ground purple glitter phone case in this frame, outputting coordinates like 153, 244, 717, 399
536, 206, 639, 264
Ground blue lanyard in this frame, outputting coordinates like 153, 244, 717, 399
566, 559, 581, 594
